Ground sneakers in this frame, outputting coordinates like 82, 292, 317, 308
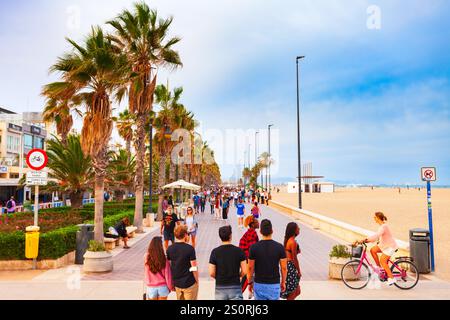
387, 278, 397, 286
248, 292, 254, 300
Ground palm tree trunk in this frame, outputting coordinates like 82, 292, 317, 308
169, 160, 176, 182
180, 162, 184, 203
94, 173, 105, 242
157, 153, 168, 221
61, 133, 68, 147
126, 139, 131, 157
70, 191, 84, 209
133, 115, 147, 233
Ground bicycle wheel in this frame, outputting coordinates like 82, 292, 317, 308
391, 260, 419, 290
341, 260, 371, 290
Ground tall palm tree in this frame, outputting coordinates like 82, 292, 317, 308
46, 135, 93, 208
114, 109, 134, 156
153, 84, 184, 220
47, 26, 129, 241
108, 2, 182, 232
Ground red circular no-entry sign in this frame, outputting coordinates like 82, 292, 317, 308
424, 170, 434, 180
26, 149, 48, 171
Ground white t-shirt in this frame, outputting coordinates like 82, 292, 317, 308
185, 215, 196, 232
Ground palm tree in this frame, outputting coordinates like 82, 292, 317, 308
242, 167, 252, 186
46, 135, 93, 208
42, 82, 79, 146
114, 110, 134, 156
153, 84, 183, 220
47, 26, 129, 241
108, 2, 182, 232
107, 149, 136, 202
258, 152, 273, 190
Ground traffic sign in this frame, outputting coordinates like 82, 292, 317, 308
26, 149, 48, 171
421, 167, 437, 182
26, 171, 48, 186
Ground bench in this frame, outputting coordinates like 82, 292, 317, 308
126, 226, 138, 238
104, 238, 117, 251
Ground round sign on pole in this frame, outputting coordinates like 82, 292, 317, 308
26, 149, 48, 171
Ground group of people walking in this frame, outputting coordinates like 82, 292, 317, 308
146, 186, 302, 301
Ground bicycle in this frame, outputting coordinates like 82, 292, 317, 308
341, 242, 419, 290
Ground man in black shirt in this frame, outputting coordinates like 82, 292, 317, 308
209, 226, 247, 300
248, 219, 287, 300
167, 225, 199, 300
161, 205, 180, 251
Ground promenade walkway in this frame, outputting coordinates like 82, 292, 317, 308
1, 202, 450, 300
83, 202, 337, 282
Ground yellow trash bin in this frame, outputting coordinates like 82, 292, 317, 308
25, 226, 40, 259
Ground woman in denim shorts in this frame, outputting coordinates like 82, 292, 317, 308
144, 237, 174, 300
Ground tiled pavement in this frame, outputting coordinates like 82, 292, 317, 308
83, 202, 339, 282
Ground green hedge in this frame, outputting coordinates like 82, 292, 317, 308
0, 232, 26, 260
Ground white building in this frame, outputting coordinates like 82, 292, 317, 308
288, 181, 335, 194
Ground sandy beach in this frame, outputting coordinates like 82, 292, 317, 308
272, 186, 450, 281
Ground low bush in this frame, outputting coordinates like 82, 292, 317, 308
329, 245, 352, 259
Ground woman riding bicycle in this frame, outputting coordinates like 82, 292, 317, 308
357, 212, 398, 286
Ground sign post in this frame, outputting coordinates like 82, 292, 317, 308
421, 167, 436, 272
25, 149, 48, 270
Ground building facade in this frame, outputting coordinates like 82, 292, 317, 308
0, 107, 48, 205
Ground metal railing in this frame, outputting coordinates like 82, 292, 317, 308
1, 198, 95, 214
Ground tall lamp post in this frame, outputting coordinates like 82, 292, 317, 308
255, 131, 259, 188
148, 66, 157, 216
296, 56, 305, 209
268, 124, 274, 193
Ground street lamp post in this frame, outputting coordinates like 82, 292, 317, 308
148, 66, 157, 216
296, 56, 305, 210
268, 124, 274, 193
255, 131, 259, 188
148, 121, 153, 214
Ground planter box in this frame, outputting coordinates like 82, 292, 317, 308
83, 251, 113, 273
328, 257, 351, 280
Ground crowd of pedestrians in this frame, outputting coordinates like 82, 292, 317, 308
144, 185, 302, 301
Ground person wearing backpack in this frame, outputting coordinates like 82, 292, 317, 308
6, 196, 16, 214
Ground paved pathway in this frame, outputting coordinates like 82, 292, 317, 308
83, 202, 337, 282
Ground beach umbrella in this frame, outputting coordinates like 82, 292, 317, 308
162, 179, 201, 191
163, 180, 201, 207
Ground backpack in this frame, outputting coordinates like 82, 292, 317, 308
6, 200, 13, 209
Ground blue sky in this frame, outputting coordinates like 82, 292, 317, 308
1, 0, 449, 185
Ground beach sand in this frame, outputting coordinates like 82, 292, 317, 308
271, 186, 450, 281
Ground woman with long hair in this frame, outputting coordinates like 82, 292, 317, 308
282, 222, 301, 300
357, 212, 399, 286
144, 237, 174, 300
